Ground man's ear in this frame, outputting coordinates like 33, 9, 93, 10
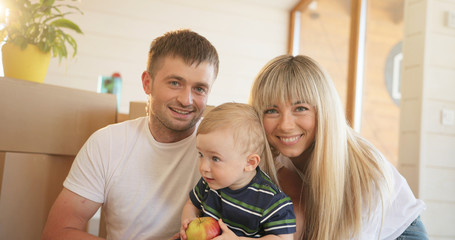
245, 154, 260, 172
142, 71, 152, 95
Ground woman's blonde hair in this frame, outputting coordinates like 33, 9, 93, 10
249, 55, 391, 240
197, 102, 278, 186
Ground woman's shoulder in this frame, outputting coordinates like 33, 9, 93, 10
361, 160, 426, 239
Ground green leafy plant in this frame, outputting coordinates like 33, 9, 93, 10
0, 0, 83, 61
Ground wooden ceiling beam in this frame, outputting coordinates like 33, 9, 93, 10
288, 0, 312, 55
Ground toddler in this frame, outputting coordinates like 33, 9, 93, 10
180, 102, 296, 239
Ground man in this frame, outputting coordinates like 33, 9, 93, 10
42, 29, 219, 240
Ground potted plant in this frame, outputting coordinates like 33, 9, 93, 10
0, 0, 83, 83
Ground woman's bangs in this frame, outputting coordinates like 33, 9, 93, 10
277, 71, 317, 107
256, 68, 317, 109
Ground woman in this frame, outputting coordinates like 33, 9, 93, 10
249, 54, 428, 240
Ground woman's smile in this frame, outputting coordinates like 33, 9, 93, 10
278, 134, 303, 145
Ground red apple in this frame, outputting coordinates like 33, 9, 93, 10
186, 217, 221, 240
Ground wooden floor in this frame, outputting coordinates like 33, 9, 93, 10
298, 0, 403, 165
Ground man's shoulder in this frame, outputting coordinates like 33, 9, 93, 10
101, 116, 146, 131
90, 116, 147, 140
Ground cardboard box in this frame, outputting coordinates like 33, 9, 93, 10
0, 77, 117, 156
129, 101, 147, 120
0, 77, 118, 239
0, 152, 73, 240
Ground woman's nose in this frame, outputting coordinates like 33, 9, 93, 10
278, 112, 295, 131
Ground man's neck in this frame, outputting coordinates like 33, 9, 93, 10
147, 116, 195, 143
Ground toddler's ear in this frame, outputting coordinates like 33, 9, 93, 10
245, 154, 260, 172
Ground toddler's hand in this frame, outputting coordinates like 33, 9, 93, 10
179, 218, 195, 240
212, 219, 239, 240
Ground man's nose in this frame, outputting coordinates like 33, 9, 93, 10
177, 87, 193, 106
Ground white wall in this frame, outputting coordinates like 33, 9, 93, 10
43, 0, 298, 114
400, 0, 455, 239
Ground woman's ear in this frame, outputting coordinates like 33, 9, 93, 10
245, 154, 260, 172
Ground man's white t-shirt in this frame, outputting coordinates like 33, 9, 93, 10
64, 117, 201, 239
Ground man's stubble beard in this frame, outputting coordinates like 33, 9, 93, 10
150, 104, 204, 133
